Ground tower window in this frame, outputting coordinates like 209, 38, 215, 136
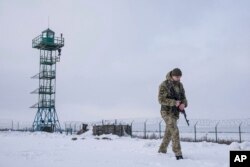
48, 32, 54, 38
42, 32, 47, 38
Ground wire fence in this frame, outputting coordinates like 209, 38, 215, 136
0, 118, 249, 143
130, 118, 250, 143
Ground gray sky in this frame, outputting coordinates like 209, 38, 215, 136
0, 0, 250, 122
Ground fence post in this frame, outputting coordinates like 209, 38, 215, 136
144, 120, 148, 139
70, 123, 72, 135
239, 122, 242, 143
215, 122, 219, 143
159, 120, 163, 139
65, 123, 67, 133
194, 122, 198, 142
11, 120, 14, 131
130, 120, 134, 137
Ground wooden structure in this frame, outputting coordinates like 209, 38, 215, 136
93, 124, 132, 136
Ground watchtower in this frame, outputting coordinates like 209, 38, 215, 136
31, 28, 64, 132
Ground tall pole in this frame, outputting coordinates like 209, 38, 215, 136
144, 120, 148, 139
194, 122, 198, 142
239, 122, 242, 143
215, 122, 219, 143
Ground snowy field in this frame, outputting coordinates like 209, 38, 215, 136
0, 132, 250, 167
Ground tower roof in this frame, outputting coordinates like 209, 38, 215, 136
42, 28, 54, 34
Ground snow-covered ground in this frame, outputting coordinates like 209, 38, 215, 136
0, 131, 249, 167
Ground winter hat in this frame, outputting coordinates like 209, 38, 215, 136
171, 68, 182, 76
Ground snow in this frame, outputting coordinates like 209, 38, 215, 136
0, 131, 249, 167
229, 141, 250, 150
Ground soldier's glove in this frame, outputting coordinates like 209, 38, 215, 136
178, 103, 185, 111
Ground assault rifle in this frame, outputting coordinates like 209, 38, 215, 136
170, 87, 190, 126
180, 109, 189, 126
174, 106, 189, 126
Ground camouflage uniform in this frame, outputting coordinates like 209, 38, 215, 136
158, 71, 188, 156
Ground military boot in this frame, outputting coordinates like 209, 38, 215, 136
176, 155, 183, 160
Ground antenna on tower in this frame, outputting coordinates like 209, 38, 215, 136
48, 16, 50, 28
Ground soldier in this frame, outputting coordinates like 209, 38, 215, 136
158, 68, 188, 160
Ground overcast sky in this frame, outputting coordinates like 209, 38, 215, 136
0, 0, 250, 122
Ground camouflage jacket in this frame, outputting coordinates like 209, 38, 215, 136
158, 72, 188, 112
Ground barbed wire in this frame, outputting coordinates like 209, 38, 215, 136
1, 118, 250, 130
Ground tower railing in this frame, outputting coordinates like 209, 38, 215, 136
32, 35, 64, 49
31, 71, 56, 79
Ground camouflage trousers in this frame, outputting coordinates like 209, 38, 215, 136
158, 110, 182, 156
